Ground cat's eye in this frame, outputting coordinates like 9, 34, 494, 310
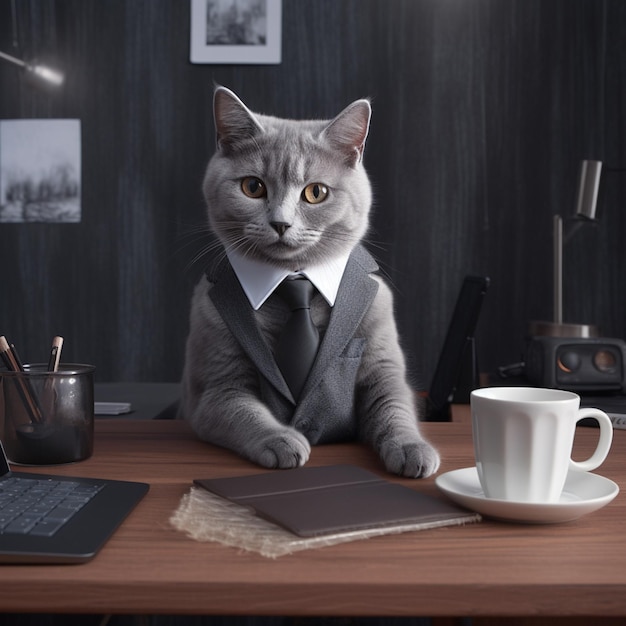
302, 183, 329, 204
241, 177, 267, 199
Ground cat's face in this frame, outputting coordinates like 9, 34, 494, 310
203, 87, 372, 270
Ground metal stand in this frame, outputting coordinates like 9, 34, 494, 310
529, 214, 598, 338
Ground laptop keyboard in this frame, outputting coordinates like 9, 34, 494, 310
0, 477, 104, 537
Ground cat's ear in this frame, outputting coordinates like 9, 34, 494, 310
322, 99, 371, 167
213, 86, 264, 151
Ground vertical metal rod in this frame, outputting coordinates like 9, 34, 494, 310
10, 0, 19, 49
553, 214, 563, 324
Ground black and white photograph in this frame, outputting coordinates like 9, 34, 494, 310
190, 0, 281, 64
0, 119, 81, 223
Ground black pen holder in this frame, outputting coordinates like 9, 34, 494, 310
0, 364, 95, 465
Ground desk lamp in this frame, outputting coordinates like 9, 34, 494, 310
0, 49, 64, 86
529, 160, 602, 338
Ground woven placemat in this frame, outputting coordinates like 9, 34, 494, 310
170, 486, 480, 558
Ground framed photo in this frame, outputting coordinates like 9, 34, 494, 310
190, 0, 282, 64
0, 119, 81, 223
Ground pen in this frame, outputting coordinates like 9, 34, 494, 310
9, 342, 26, 370
47, 336, 63, 372
0, 336, 42, 423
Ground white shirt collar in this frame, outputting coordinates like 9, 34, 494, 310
226, 249, 350, 310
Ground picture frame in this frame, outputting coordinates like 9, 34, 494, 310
0, 119, 81, 223
190, 0, 282, 65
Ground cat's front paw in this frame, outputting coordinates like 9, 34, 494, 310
255, 429, 311, 469
380, 439, 441, 478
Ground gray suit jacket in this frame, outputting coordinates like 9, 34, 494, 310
207, 245, 380, 444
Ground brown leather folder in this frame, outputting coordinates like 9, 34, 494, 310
195, 465, 477, 537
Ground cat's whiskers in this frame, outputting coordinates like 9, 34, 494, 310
175, 231, 214, 257
170, 221, 220, 275
220, 233, 265, 264
359, 236, 387, 253
226, 239, 255, 259
178, 221, 269, 274
173, 221, 212, 245
183, 239, 227, 275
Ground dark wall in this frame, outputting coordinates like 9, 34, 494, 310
0, 0, 624, 389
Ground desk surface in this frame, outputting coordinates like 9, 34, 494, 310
0, 412, 624, 618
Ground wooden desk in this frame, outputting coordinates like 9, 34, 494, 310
0, 412, 624, 619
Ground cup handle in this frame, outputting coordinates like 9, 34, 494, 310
570, 409, 614, 472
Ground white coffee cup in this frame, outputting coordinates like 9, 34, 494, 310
470, 387, 613, 503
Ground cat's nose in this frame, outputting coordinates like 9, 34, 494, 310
271, 222, 290, 237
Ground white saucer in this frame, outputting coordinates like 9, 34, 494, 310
435, 467, 619, 524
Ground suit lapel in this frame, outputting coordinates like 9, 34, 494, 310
300, 245, 379, 400
208, 245, 379, 407
209, 262, 294, 401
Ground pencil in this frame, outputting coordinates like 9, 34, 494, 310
0, 337, 13, 370
0, 336, 42, 423
47, 336, 63, 372
9, 343, 25, 370
0, 336, 18, 370
11, 342, 45, 419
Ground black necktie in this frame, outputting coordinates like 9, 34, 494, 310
275, 278, 319, 400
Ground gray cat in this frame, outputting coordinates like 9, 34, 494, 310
179, 86, 440, 478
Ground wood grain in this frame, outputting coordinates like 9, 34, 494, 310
0, 414, 623, 618
0, 0, 625, 387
